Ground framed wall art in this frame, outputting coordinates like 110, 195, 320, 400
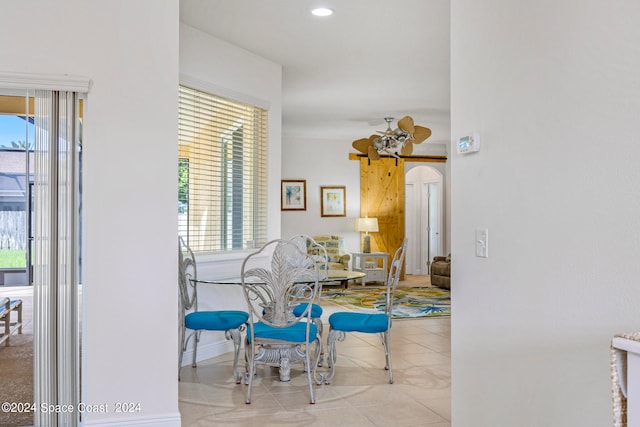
320, 186, 346, 217
281, 180, 307, 211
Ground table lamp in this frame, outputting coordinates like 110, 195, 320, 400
356, 217, 378, 253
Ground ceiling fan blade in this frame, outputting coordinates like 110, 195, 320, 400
397, 116, 415, 134
401, 142, 413, 155
352, 138, 372, 154
368, 134, 382, 149
412, 125, 432, 144
368, 146, 380, 160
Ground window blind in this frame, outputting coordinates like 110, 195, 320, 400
178, 85, 268, 253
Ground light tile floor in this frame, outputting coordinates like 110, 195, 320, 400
179, 292, 451, 427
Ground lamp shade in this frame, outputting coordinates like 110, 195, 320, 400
355, 217, 379, 233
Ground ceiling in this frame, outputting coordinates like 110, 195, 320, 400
180, 0, 451, 152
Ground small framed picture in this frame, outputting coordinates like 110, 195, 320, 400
320, 186, 346, 217
281, 180, 306, 211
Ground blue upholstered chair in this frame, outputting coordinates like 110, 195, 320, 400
289, 235, 328, 365
324, 238, 408, 385
178, 237, 249, 382
241, 239, 322, 404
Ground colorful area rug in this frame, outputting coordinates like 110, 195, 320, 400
321, 286, 451, 319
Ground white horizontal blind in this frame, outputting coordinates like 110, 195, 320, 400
178, 85, 268, 253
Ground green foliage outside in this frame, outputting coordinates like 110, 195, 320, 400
0, 140, 32, 149
178, 158, 189, 213
0, 250, 26, 268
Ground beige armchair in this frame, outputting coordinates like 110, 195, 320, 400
309, 235, 351, 270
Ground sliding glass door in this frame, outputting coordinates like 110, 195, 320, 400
0, 94, 34, 286
0, 83, 85, 427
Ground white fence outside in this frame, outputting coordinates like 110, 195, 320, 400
0, 211, 26, 250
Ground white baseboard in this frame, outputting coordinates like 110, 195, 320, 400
180, 337, 235, 366
84, 412, 181, 427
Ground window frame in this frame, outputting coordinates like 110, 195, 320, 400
178, 82, 268, 255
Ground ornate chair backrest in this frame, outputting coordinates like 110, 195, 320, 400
289, 234, 328, 300
178, 236, 198, 314
384, 239, 408, 319
241, 239, 320, 329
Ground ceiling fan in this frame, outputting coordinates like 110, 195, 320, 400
352, 116, 432, 160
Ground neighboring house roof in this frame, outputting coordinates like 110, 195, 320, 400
0, 151, 31, 207
0, 149, 33, 174
0, 172, 26, 193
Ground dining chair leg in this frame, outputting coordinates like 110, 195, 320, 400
178, 325, 186, 380
314, 319, 325, 367
191, 330, 201, 368
245, 340, 255, 404
228, 328, 243, 384
324, 329, 344, 385
312, 337, 324, 386
313, 329, 323, 369
243, 337, 253, 385
381, 331, 393, 384
305, 351, 316, 404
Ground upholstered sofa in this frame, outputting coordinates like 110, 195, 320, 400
309, 235, 351, 270
430, 254, 450, 289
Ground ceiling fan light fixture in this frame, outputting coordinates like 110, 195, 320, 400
351, 115, 432, 161
311, 7, 334, 17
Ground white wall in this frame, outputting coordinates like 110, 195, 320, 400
178, 24, 283, 363
2, 1, 180, 426
281, 137, 361, 254
451, 1, 640, 426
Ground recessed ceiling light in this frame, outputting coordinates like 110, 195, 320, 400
311, 7, 334, 17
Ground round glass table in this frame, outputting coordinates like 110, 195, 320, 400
195, 269, 365, 288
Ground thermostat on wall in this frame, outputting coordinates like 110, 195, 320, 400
457, 132, 481, 154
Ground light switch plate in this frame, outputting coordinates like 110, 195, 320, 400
476, 228, 488, 258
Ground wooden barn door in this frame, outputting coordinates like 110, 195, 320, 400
360, 157, 405, 279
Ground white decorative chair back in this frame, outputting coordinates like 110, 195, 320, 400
324, 238, 408, 385
241, 239, 319, 328
384, 238, 408, 318
289, 234, 328, 287
241, 239, 322, 404
178, 236, 197, 314
288, 235, 328, 365
178, 235, 249, 383
290, 234, 329, 278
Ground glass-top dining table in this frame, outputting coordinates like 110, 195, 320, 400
194, 269, 365, 288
